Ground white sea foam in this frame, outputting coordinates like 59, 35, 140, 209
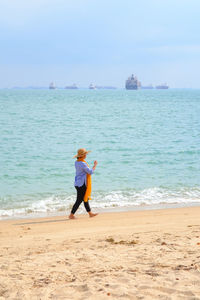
1, 187, 200, 219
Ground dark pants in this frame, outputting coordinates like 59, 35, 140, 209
71, 184, 91, 215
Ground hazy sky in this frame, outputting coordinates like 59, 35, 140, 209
0, 0, 200, 88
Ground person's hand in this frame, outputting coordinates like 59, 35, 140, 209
93, 161, 98, 170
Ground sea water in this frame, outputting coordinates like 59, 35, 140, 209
0, 89, 200, 219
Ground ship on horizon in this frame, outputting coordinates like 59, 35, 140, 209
89, 83, 96, 90
156, 83, 169, 89
96, 86, 117, 90
49, 82, 56, 89
65, 83, 78, 89
125, 74, 141, 90
141, 84, 154, 89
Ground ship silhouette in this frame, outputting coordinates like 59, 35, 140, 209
156, 83, 169, 89
65, 83, 78, 89
49, 82, 56, 89
125, 74, 141, 90
89, 83, 96, 89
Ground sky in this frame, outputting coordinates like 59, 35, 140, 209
0, 0, 200, 88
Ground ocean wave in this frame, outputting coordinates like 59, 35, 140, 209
1, 187, 200, 219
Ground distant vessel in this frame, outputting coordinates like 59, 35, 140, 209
49, 82, 56, 89
125, 74, 141, 90
89, 84, 96, 90
156, 83, 169, 89
141, 84, 154, 89
65, 84, 78, 89
96, 86, 117, 90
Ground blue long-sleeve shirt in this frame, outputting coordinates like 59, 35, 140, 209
74, 161, 94, 187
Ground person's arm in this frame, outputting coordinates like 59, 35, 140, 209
81, 161, 98, 174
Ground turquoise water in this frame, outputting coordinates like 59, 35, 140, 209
0, 89, 200, 218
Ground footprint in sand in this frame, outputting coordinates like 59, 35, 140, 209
0, 288, 8, 297
1, 265, 9, 270
76, 284, 89, 292
152, 286, 179, 295
105, 237, 139, 245
145, 270, 160, 277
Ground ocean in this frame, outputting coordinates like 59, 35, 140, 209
0, 88, 200, 219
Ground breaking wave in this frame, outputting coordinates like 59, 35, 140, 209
1, 187, 200, 219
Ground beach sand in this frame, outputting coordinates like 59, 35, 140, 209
0, 207, 200, 299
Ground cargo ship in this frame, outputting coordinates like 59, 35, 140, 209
95, 86, 117, 89
49, 82, 56, 89
156, 83, 169, 89
125, 74, 141, 90
141, 84, 154, 89
89, 84, 96, 90
65, 84, 78, 89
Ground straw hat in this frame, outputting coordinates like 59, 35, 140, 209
73, 148, 91, 158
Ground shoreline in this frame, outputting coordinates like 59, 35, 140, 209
1, 200, 200, 222
1, 206, 200, 299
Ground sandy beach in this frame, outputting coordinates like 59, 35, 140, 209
1, 207, 200, 299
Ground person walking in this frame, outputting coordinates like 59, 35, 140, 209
69, 148, 98, 219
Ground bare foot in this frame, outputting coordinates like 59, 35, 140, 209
89, 212, 98, 218
69, 214, 76, 219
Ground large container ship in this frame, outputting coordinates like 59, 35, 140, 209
125, 74, 141, 90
